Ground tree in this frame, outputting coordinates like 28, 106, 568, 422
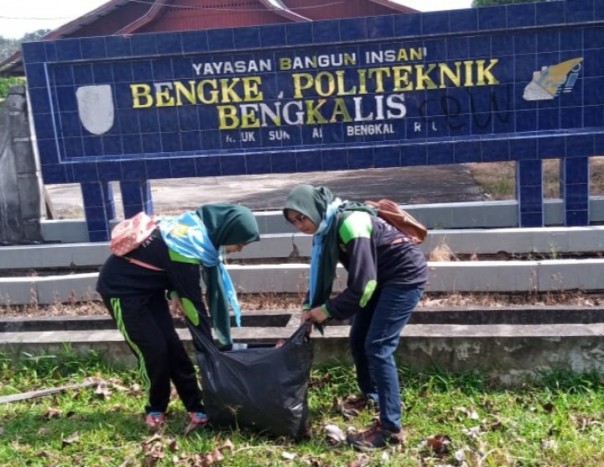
472, 0, 552, 6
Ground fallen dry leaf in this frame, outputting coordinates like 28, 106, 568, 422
348, 453, 370, 467
43, 408, 62, 419
61, 432, 80, 448
425, 434, 452, 457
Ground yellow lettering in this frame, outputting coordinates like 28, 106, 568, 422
240, 104, 261, 128
367, 67, 391, 93
305, 99, 328, 124
392, 66, 413, 91
464, 61, 474, 86
397, 49, 408, 61
439, 62, 462, 88
154, 83, 175, 107
197, 80, 219, 104
476, 59, 499, 85
292, 73, 314, 99
241, 76, 263, 102
415, 64, 437, 90
219, 78, 242, 103
217, 105, 239, 129
315, 71, 336, 97
330, 98, 352, 123
279, 57, 292, 71
335, 70, 356, 95
130, 84, 153, 108
174, 81, 197, 105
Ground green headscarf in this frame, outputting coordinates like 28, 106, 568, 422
196, 204, 260, 344
283, 185, 373, 307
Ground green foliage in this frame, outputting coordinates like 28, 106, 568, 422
0, 76, 26, 99
1, 352, 603, 466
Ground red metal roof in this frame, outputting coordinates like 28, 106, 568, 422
0, 0, 417, 76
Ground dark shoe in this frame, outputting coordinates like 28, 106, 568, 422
183, 411, 209, 435
144, 411, 166, 431
337, 394, 378, 418
347, 424, 404, 451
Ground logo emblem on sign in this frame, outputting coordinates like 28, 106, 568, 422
76, 85, 115, 135
523, 57, 583, 101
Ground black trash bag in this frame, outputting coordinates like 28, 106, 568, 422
189, 323, 313, 439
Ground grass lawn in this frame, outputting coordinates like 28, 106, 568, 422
1, 349, 603, 466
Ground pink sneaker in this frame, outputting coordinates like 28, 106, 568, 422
184, 411, 209, 435
144, 411, 165, 431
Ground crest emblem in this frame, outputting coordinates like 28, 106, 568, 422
523, 57, 583, 101
76, 85, 115, 135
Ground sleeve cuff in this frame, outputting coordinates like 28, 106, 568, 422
321, 304, 331, 317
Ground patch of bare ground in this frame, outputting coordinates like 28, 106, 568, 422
1, 291, 603, 320
466, 156, 604, 200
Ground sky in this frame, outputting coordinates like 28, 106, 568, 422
0, 0, 473, 40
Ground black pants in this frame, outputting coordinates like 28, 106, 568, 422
102, 291, 206, 414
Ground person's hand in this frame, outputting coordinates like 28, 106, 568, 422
301, 307, 329, 324
169, 296, 184, 316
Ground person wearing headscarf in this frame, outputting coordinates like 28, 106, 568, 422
96, 204, 260, 432
283, 185, 427, 450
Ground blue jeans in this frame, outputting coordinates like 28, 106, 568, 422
349, 284, 424, 432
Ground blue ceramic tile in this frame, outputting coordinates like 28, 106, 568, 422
219, 155, 246, 175
24, 64, 47, 88
422, 11, 450, 35
313, 21, 338, 44
449, 9, 478, 33
234, 27, 261, 50
597, 0, 604, 20
178, 108, 199, 132
478, 7, 506, 30
152, 59, 173, 80
56, 86, 78, 112
63, 137, 83, 159
393, 14, 421, 38
196, 155, 221, 176
367, 15, 394, 39
447, 37, 469, 60
137, 110, 160, 133
584, 78, 604, 105
536, 1, 565, 26
584, 106, 604, 129
537, 137, 562, 158
584, 49, 604, 78
131, 60, 153, 80
104, 36, 132, 58
584, 28, 604, 50
566, 0, 594, 23
454, 141, 480, 163
130, 34, 158, 56
56, 39, 83, 61
402, 144, 427, 166
507, 3, 536, 28
296, 151, 323, 172
182, 30, 209, 53
423, 39, 446, 60
566, 135, 594, 156
374, 146, 400, 168
246, 153, 272, 174
208, 28, 235, 50
32, 112, 55, 139
348, 149, 374, 169
559, 29, 583, 51
515, 33, 536, 55
561, 107, 585, 129
536, 31, 560, 53
37, 139, 59, 165
564, 156, 589, 182
519, 212, 543, 227
538, 109, 561, 131
491, 34, 514, 56
73, 64, 94, 85
565, 210, 589, 226
145, 158, 171, 179
80, 37, 107, 59
41, 164, 67, 183
156, 32, 183, 55
260, 24, 287, 47
161, 133, 181, 152
427, 143, 454, 165
21, 41, 46, 63
73, 162, 98, 182
122, 135, 143, 155
321, 149, 348, 171
340, 18, 367, 42
180, 132, 201, 152
286, 22, 313, 46
200, 130, 221, 151
52, 66, 74, 86
157, 108, 180, 132
44, 42, 57, 62
92, 63, 114, 83
142, 133, 162, 153
112, 62, 133, 83
511, 138, 537, 160
481, 139, 510, 162
97, 161, 123, 180
61, 112, 82, 137
169, 157, 196, 178
469, 36, 491, 57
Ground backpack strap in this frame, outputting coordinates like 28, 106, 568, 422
124, 257, 164, 271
